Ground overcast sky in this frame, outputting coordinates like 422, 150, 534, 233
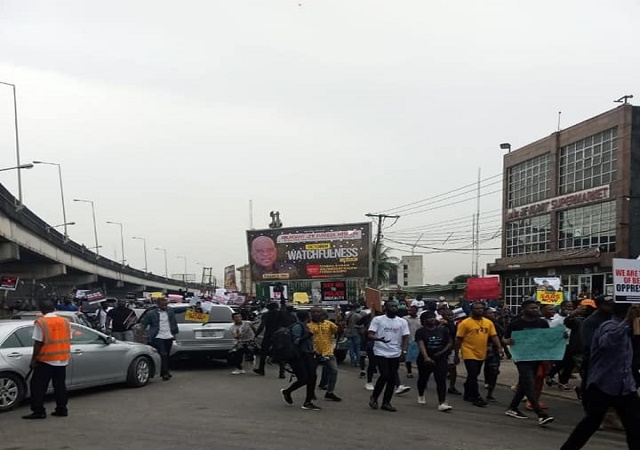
0, 0, 638, 285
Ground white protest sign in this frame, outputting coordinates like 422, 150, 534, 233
613, 258, 640, 303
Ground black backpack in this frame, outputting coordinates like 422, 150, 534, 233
270, 323, 299, 363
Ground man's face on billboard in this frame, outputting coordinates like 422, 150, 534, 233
251, 236, 277, 268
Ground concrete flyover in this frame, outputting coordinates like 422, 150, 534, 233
0, 182, 198, 300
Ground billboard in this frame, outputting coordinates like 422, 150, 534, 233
224, 265, 238, 291
613, 258, 640, 303
246, 222, 371, 282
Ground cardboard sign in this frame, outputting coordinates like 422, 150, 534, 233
321, 281, 347, 303
0, 276, 18, 291
533, 277, 563, 305
185, 309, 210, 323
466, 277, 500, 300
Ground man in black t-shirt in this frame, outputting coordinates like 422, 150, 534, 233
106, 299, 136, 341
503, 299, 554, 426
415, 311, 453, 411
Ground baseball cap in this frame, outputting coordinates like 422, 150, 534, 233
595, 295, 614, 305
580, 299, 597, 308
386, 299, 399, 306
521, 298, 538, 308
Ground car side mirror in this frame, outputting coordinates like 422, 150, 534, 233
106, 336, 117, 344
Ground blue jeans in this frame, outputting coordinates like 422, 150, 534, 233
347, 335, 361, 366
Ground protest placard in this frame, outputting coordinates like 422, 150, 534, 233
508, 327, 566, 362
185, 310, 210, 323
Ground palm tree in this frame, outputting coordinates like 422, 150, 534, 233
372, 240, 399, 287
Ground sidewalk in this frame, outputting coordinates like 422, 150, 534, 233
455, 359, 580, 401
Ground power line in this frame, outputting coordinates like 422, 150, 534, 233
375, 172, 503, 215
401, 188, 502, 217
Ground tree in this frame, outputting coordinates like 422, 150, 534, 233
372, 240, 400, 287
449, 274, 472, 284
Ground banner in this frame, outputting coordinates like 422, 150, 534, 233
466, 277, 500, 300
84, 289, 106, 304
321, 281, 347, 304
0, 276, 18, 291
613, 258, 640, 303
365, 287, 381, 313
246, 222, 371, 282
533, 277, 563, 305
185, 309, 210, 323
509, 327, 567, 362
224, 265, 238, 291
269, 284, 288, 301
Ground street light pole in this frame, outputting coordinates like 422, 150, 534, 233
132, 236, 148, 272
74, 199, 100, 256
177, 256, 187, 282
33, 161, 68, 239
155, 247, 168, 277
106, 221, 125, 265
0, 164, 33, 172
0, 81, 23, 207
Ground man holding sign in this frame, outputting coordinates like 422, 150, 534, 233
503, 299, 555, 427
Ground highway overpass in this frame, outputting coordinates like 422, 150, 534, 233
0, 182, 199, 303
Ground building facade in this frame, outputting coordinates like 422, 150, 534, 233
490, 104, 640, 307
400, 255, 424, 287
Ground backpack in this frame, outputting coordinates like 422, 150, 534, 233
270, 323, 299, 363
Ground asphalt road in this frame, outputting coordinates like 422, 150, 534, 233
0, 359, 628, 450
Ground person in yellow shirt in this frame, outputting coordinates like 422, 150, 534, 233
454, 302, 503, 407
308, 307, 343, 402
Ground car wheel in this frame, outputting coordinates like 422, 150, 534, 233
127, 356, 151, 388
0, 372, 25, 412
334, 350, 347, 364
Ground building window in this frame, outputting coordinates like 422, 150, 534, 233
403, 273, 408, 278
558, 201, 616, 252
507, 154, 551, 208
403, 265, 408, 270
506, 214, 551, 256
504, 277, 536, 308
558, 127, 617, 194
403, 281, 408, 286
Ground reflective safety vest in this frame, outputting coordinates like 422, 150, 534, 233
35, 316, 72, 363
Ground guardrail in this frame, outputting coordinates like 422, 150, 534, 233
0, 182, 196, 288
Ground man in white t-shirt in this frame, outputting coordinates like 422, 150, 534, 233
368, 300, 410, 412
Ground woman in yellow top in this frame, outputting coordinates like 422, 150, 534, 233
307, 307, 343, 402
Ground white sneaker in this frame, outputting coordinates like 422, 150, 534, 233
417, 395, 426, 405
438, 402, 453, 412
395, 385, 411, 395
365, 382, 374, 391
231, 369, 245, 375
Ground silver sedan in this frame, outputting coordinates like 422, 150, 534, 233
0, 319, 161, 412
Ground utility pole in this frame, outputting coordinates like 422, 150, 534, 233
366, 213, 400, 288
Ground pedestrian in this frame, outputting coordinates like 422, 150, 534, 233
561, 304, 640, 449
440, 308, 461, 396
253, 302, 289, 378
344, 304, 363, 367
415, 311, 453, 411
579, 295, 615, 396
503, 299, 554, 426
403, 305, 421, 379
547, 301, 583, 391
280, 310, 320, 410
22, 300, 72, 419
308, 307, 343, 401
358, 309, 379, 389
95, 301, 109, 332
140, 297, 179, 381
454, 301, 503, 407
483, 307, 503, 402
367, 300, 410, 412
106, 298, 136, 341
229, 312, 256, 375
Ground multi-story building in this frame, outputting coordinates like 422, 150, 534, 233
400, 255, 424, 287
489, 104, 640, 307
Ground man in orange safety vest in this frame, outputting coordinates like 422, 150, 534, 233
22, 300, 72, 420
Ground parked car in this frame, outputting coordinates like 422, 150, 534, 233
133, 304, 236, 360
0, 320, 161, 412
10, 310, 93, 328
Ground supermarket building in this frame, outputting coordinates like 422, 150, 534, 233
489, 104, 640, 306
